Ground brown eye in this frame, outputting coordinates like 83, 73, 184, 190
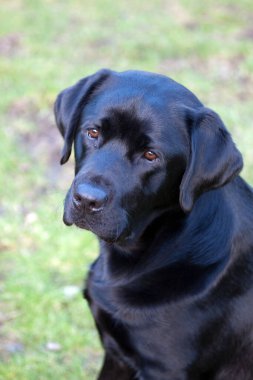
87, 128, 100, 139
144, 151, 158, 161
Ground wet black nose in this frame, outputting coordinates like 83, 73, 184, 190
73, 183, 108, 212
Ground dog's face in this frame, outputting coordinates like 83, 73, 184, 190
54, 70, 243, 244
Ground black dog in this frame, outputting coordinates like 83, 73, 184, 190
54, 69, 253, 380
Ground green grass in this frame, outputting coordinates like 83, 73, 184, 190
0, 0, 253, 379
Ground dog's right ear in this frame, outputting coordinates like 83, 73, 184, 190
54, 69, 111, 164
179, 106, 243, 213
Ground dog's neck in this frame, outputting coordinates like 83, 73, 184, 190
94, 187, 236, 304
108, 187, 233, 267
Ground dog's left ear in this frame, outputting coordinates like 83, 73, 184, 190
179, 107, 243, 213
54, 69, 111, 164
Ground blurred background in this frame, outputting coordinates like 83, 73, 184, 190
0, 0, 252, 379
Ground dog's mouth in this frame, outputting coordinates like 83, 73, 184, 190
63, 199, 171, 246
63, 207, 131, 244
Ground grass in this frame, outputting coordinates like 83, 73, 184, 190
0, 0, 252, 379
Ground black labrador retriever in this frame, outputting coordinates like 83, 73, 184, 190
54, 69, 253, 380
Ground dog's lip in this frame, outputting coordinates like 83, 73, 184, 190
72, 218, 131, 244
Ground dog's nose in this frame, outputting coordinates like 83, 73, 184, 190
73, 183, 108, 212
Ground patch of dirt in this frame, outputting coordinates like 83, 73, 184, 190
0, 33, 23, 57
8, 98, 61, 163
7, 98, 73, 189
240, 27, 253, 40
0, 299, 23, 360
159, 54, 253, 103
159, 57, 190, 73
0, 335, 24, 360
163, 2, 195, 27
160, 54, 244, 78
200, 55, 246, 81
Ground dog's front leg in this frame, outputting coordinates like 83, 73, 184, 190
97, 353, 136, 380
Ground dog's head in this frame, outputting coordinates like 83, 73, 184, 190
54, 69, 243, 243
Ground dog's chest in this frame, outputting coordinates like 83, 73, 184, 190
85, 257, 253, 379
85, 262, 197, 378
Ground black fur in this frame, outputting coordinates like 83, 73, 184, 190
54, 69, 253, 380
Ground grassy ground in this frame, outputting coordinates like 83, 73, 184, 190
0, 0, 252, 379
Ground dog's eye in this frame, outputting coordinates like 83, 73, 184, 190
87, 128, 100, 139
143, 151, 158, 161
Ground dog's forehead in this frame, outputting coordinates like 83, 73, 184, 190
92, 71, 201, 110
82, 71, 201, 150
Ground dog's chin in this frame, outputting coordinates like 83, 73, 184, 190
63, 206, 132, 244
68, 218, 130, 244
